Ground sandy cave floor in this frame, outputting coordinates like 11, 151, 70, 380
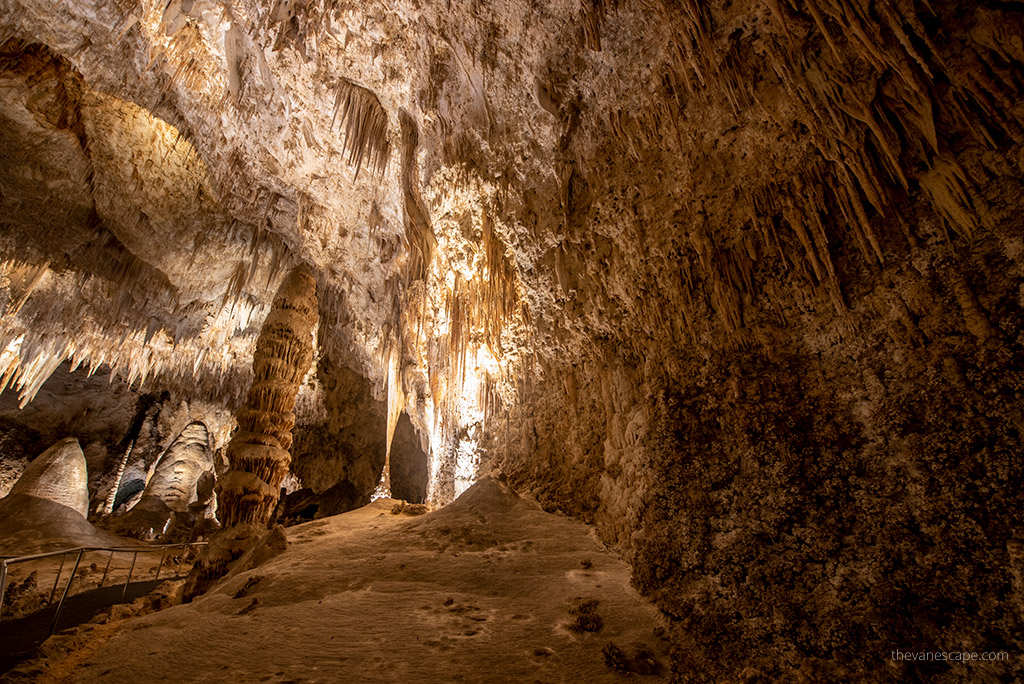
44, 478, 669, 682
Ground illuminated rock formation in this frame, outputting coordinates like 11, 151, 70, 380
1, 0, 1023, 679
9, 436, 88, 516
217, 266, 318, 528
108, 421, 213, 538
144, 421, 213, 513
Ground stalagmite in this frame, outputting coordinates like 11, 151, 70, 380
8, 437, 89, 517
109, 422, 214, 538
216, 265, 318, 528
139, 421, 213, 513
1, 0, 1023, 678
379, 342, 406, 496
102, 440, 134, 515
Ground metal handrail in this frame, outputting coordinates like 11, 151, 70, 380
0, 541, 207, 635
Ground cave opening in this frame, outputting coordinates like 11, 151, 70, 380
387, 413, 429, 504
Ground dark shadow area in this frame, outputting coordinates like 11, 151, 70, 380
290, 354, 388, 510
390, 413, 428, 503
0, 577, 177, 674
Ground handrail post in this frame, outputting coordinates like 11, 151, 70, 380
48, 552, 67, 604
0, 560, 8, 622
49, 549, 83, 636
121, 551, 138, 601
100, 550, 114, 588
154, 547, 169, 582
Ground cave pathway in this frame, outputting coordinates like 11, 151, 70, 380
18, 478, 669, 682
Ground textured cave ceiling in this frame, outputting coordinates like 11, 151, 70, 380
0, 0, 1013, 415
0, 0, 1021, 494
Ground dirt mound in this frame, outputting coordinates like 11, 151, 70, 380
0, 494, 139, 556
422, 476, 529, 518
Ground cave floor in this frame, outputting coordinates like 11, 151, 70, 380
41, 478, 668, 682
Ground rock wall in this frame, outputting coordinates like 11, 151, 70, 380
390, 413, 429, 504
477, 1, 1024, 680
290, 354, 388, 502
290, 353, 428, 510
495, 300, 1024, 681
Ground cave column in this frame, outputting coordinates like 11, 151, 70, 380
216, 265, 318, 528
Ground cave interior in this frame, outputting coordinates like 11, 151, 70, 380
0, 0, 1023, 681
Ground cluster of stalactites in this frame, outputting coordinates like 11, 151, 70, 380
217, 265, 318, 528
574, 0, 1022, 348
0, 255, 276, 409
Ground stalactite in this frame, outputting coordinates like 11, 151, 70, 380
216, 265, 318, 528
400, 110, 436, 284
332, 79, 391, 178
482, 211, 519, 356
581, 0, 611, 51
2, 261, 49, 315
947, 270, 996, 342
579, 0, 1024, 352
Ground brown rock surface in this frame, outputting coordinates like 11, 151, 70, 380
49, 478, 669, 683
0, 493, 136, 555
217, 265, 318, 528
106, 421, 214, 539
141, 421, 212, 513
0, 0, 1022, 679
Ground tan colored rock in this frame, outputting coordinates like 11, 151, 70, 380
9, 436, 88, 516
216, 266, 318, 528
1, 1, 1024, 679
139, 421, 212, 513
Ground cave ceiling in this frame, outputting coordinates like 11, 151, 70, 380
1, 0, 1022, 477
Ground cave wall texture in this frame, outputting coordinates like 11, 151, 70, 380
1, 0, 1024, 680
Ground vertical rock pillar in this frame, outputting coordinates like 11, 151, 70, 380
216, 265, 318, 528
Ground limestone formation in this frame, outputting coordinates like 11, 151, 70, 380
0, 493, 133, 555
290, 355, 388, 510
9, 437, 88, 516
217, 266, 318, 528
389, 413, 429, 504
107, 421, 214, 538
0, 0, 1023, 679
143, 422, 212, 513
